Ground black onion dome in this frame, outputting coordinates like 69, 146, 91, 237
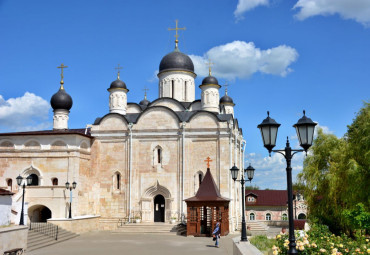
220, 94, 234, 105
201, 75, 219, 86
51, 88, 73, 110
139, 98, 150, 106
109, 79, 127, 90
159, 50, 194, 74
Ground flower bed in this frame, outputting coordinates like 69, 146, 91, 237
273, 224, 369, 254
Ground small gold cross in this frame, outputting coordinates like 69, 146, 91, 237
168, 20, 186, 48
206, 59, 214, 76
57, 63, 68, 88
143, 86, 149, 99
115, 64, 123, 79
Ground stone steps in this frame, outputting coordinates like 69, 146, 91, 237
27, 228, 79, 252
113, 223, 179, 234
236, 220, 269, 233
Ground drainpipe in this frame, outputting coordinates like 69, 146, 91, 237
128, 123, 133, 223
181, 122, 186, 221
228, 120, 233, 228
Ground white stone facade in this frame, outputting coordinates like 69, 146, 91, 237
53, 109, 70, 130
158, 72, 196, 102
109, 88, 128, 115
200, 85, 220, 112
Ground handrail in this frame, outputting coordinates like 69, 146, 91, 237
29, 222, 58, 240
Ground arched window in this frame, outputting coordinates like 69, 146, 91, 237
116, 173, 121, 190
249, 213, 255, 221
28, 174, 39, 186
157, 148, 161, 164
52, 178, 58, 186
7, 179, 12, 191
198, 173, 202, 186
298, 213, 306, 220
266, 213, 272, 221
282, 213, 288, 221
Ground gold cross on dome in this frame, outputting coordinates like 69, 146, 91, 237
168, 20, 186, 48
115, 64, 123, 79
224, 82, 230, 94
206, 59, 214, 76
204, 157, 212, 168
57, 63, 68, 88
143, 86, 149, 99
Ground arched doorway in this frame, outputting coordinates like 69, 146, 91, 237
28, 205, 52, 222
298, 213, 306, 219
154, 195, 165, 222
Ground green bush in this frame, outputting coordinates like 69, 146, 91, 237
250, 235, 276, 252
272, 224, 369, 254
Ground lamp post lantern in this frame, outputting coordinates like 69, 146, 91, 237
65, 181, 77, 219
257, 111, 316, 255
16, 175, 32, 225
230, 163, 255, 242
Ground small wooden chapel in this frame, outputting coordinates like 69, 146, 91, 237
185, 158, 230, 237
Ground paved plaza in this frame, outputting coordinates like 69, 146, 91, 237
28, 232, 240, 255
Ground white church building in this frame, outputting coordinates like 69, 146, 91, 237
0, 31, 245, 231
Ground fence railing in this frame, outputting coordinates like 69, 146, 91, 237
29, 222, 58, 240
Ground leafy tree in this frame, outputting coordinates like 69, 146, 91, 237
298, 102, 369, 234
245, 185, 260, 190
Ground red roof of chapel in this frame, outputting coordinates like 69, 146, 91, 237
185, 168, 230, 202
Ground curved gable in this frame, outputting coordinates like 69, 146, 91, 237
98, 114, 128, 131
24, 140, 41, 149
51, 140, 67, 150
0, 140, 14, 150
134, 106, 180, 130
188, 101, 201, 111
149, 98, 185, 112
127, 103, 142, 114
188, 112, 219, 129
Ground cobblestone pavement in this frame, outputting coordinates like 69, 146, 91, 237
28, 232, 240, 255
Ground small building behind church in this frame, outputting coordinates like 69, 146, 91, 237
245, 189, 308, 225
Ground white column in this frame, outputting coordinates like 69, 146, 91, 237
128, 123, 133, 222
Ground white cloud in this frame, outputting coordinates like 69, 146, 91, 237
0, 92, 51, 131
189, 41, 298, 80
314, 122, 334, 137
234, 0, 269, 20
246, 151, 305, 189
293, 0, 370, 26
148, 69, 159, 83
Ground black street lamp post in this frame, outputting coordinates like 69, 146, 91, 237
257, 111, 316, 255
65, 181, 77, 219
16, 175, 32, 225
230, 163, 255, 242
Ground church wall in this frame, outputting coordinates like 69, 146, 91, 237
91, 138, 127, 218
149, 100, 184, 112
131, 136, 179, 221
135, 108, 180, 130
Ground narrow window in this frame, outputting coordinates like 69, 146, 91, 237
266, 213, 271, 221
184, 81, 187, 101
198, 173, 202, 186
7, 179, 12, 191
171, 80, 175, 98
116, 173, 121, 190
249, 213, 255, 221
157, 148, 161, 163
282, 213, 288, 221
52, 178, 58, 186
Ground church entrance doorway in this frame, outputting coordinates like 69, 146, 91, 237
154, 195, 165, 222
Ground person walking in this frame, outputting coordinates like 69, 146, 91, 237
212, 222, 221, 248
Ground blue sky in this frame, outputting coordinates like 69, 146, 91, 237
0, 0, 369, 189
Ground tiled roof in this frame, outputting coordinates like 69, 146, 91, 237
0, 128, 91, 137
0, 188, 14, 196
185, 168, 230, 202
245, 190, 288, 207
